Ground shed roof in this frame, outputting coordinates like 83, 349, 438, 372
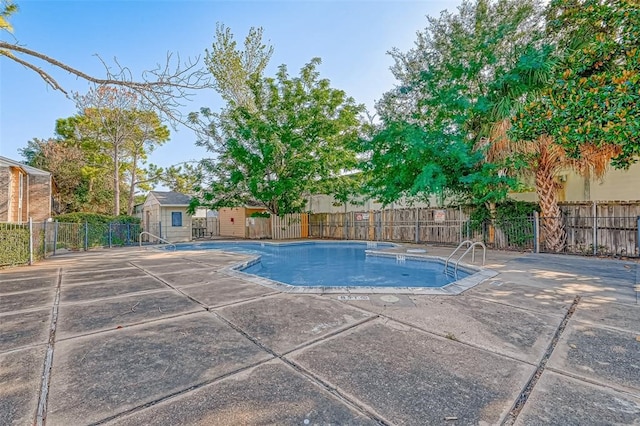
149, 191, 192, 206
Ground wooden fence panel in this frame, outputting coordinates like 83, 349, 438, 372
247, 217, 271, 239
301, 213, 309, 238
308, 202, 639, 256
272, 214, 302, 239
556, 202, 640, 256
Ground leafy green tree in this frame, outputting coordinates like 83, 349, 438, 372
517, 0, 640, 163
20, 138, 88, 214
205, 23, 274, 109
123, 110, 170, 215
512, 0, 640, 163
367, 0, 540, 206
0, 0, 17, 32
506, 0, 640, 250
146, 163, 202, 195
74, 86, 170, 215
54, 116, 116, 213
192, 58, 364, 215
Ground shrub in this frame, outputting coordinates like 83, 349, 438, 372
469, 201, 539, 248
249, 211, 271, 218
53, 213, 141, 248
54, 213, 140, 225
0, 224, 29, 267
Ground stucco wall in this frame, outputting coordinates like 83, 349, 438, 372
158, 207, 191, 242
141, 196, 191, 242
588, 163, 640, 201
511, 162, 640, 203
219, 208, 247, 238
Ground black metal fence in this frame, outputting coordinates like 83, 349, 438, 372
1, 220, 143, 267
3, 210, 639, 268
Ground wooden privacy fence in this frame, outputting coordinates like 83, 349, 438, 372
247, 217, 271, 239
309, 209, 471, 244
243, 214, 309, 239
272, 214, 306, 239
542, 202, 640, 257
308, 202, 640, 257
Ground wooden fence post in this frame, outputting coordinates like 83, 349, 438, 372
415, 207, 419, 244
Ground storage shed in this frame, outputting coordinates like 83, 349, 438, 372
219, 206, 269, 238
141, 191, 192, 242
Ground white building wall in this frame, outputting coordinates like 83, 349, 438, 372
141, 194, 191, 242
158, 206, 191, 242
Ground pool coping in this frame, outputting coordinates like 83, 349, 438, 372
198, 240, 499, 295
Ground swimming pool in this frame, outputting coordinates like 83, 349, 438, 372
176, 241, 472, 289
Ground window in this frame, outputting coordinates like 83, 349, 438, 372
171, 212, 182, 227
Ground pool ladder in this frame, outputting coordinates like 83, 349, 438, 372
444, 240, 486, 279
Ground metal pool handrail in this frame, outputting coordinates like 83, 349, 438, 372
139, 232, 176, 251
453, 241, 487, 277
444, 240, 474, 271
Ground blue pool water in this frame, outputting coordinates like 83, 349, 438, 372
176, 242, 469, 288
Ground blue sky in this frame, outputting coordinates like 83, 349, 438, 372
1, 0, 461, 171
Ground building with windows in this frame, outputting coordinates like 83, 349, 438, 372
140, 191, 192, 242
0, 156, 56, 222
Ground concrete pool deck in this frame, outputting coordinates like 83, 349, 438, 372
1, 243, 639, 425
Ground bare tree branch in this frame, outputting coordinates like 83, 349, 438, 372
0, 48, 67, 93
0, 41, 212, 128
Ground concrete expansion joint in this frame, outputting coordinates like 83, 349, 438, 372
128, 262, 210, 312
373, 313, 539, 367
464, 294, 566, 318
0, 305, 54, 318
282, 358, 392, 426
545, 366, 640, 397
55, 288, 169, 306
279, 315, 380, 357
204, 291, 281, 311
35, 267, 63, 426
502, 295, 582, 426
54, 310, 203, 343
89, 357, 275, 426
210, 311, 389, 425
570, 317, 640, 336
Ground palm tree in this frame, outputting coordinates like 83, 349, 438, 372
485, 119, 620, 252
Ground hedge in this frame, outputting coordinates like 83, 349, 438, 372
0, 224, 30, 267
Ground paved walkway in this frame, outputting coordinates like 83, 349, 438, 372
1, 244, 639, 425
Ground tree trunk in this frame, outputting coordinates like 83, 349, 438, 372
485, 201, 497, 244
534, 156, 566, 253
113, 145, 120, 216
127, 152, 138, 216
